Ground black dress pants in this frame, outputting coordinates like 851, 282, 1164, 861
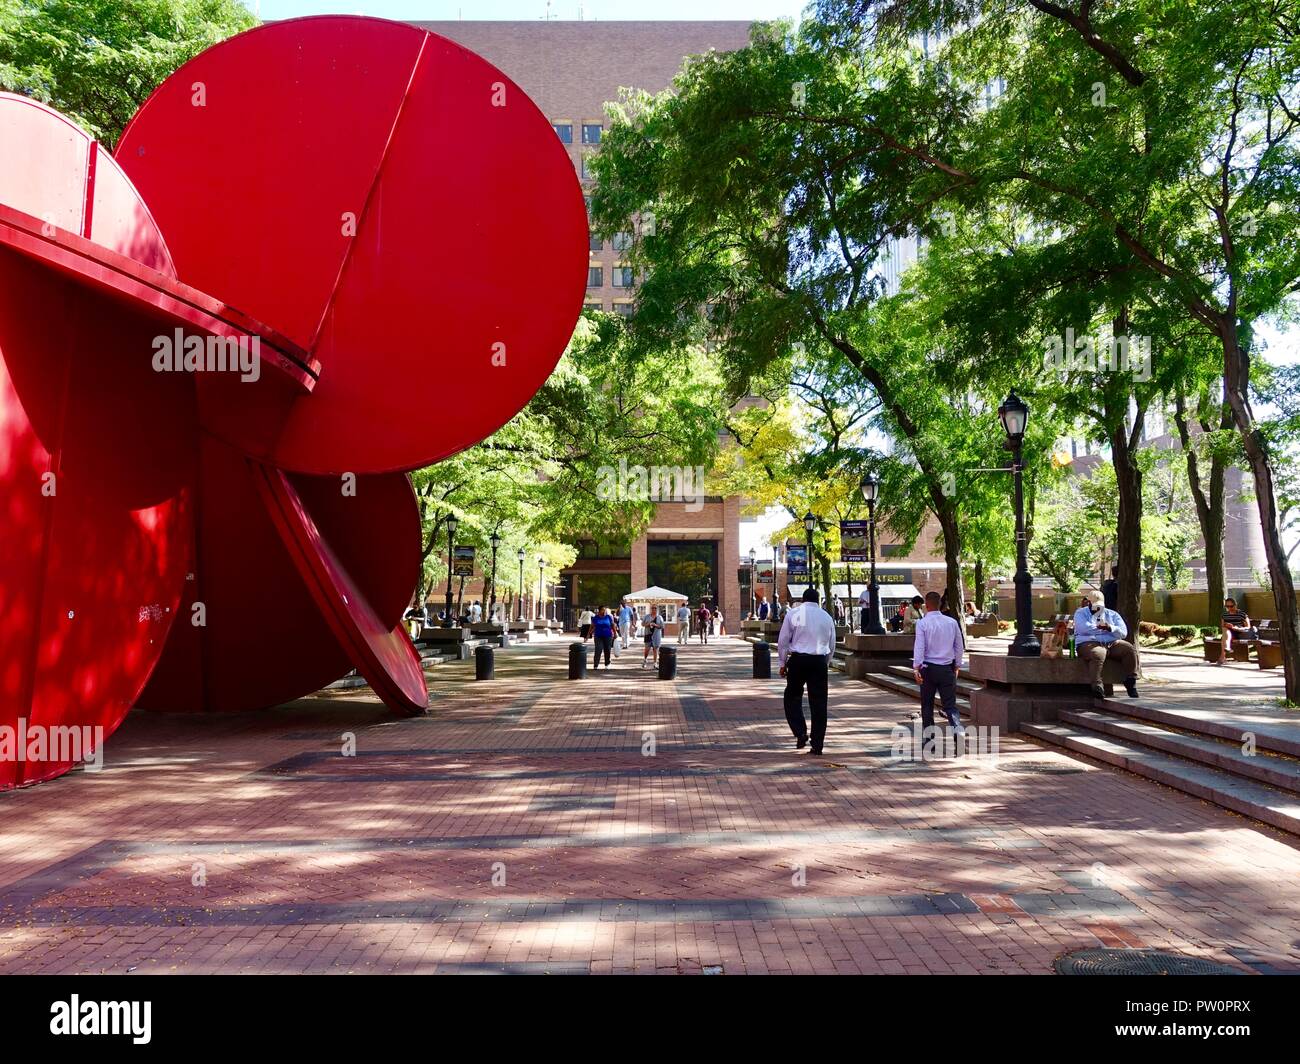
593, 634, 613, 667
919, 662, 959, 730
784, 652, 829, 750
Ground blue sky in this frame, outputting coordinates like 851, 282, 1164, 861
247, 0, 804, 22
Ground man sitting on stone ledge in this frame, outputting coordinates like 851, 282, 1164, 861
1073, 591, 1139, 699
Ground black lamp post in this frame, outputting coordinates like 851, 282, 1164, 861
803, 512, 816, 598
747, 547, 756, 618
999, 390, 1040, 656
517, 548, 526, 622
860, 473, 885, 634
443, 515, 459, 627
537, 556, 545, 622
488, 531, 501, 621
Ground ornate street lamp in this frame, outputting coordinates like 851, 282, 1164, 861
488, 531, 501, 621
748, 547, 756, 618
517, 547, 526, 622
859, 473, 885, 635
443, 514, 459, 627
999, 390, 1040, 656
537, 556, 546, 622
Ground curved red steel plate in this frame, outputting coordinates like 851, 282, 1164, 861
0, 250, 195, 788
251, 463, 429, 715
136, 437, 422, 713
0, 94, 193, 789
116, 16, 587, 475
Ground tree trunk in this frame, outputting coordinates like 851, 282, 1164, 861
1106, 398, 1144, 644
1173, 389, 1229, 627
974, 558, 985, 611
818, 551, 834, 609
1220, 323, 1300, 701
934, 500, 965, 628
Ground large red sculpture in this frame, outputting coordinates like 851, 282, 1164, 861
0, 17, 587, 787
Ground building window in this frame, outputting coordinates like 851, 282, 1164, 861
612, 231, 632, 251
589, 232, 603, 252
587, 266, 603, 287
582, 123, 603, 145
613, 302, 634, 318
580, 155, 594, 180
648, 541, 718, 606
553, 123, 573, 143
612, 265, 634, 288
583, 301, 603, 313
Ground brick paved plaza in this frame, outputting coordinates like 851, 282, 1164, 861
1, 636, 1297, 975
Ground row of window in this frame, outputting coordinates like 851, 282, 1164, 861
589, 232, 633, 252
553, 122, 602, 145
587, 266, 635, 287
584, 302, 634, 317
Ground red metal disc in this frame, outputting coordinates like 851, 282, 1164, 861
116, 16, 587, 475
135, 437, 422, 713
0, 94, 193, 789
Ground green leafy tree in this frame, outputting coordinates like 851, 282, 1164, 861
0, 0, 256, 146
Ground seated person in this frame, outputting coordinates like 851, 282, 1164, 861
1218, 597, 1257, 664
902, 595, 924, 633
1073, 592, 1140, 699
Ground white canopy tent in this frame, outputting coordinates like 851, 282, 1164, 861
623, 585, 689, 609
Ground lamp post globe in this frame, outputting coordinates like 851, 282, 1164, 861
858, 474, 885, 635
999, 390, 1040, 656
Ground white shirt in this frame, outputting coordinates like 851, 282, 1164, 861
579, 610, 594, 625
912, 610, 965, 670
469, 604, 482, 623
777, 602, 837, 665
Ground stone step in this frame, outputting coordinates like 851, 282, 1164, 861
864, 671, 972, 706
1094, 696, 1300, 759
881, 664, 980, 696
1021, 721, 1300, 836
1060, 709, 1300, 795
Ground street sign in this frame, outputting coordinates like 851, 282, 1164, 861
453, 545, 477, 576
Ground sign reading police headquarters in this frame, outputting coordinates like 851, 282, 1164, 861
876, 570, 912, 584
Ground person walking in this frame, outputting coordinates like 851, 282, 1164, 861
617, 600, 634, 649
912, 591, 967, 743
578, 607, 594, 642
1073, 591, 1140, 698
676, 602, 691, 644
777, 587, 837, 755
641, 606, 664, 668
591, 605, 616, 669
757, 597, 770, 622
696, 602, 711, 645
716, 608, 726, 637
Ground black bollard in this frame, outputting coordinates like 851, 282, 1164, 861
474, 643, 494, 680
568, 641, 587, 679
658, 644, 677, 680
753, 641, 771, 679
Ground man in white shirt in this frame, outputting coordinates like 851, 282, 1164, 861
1073, 592, 1139, 698
777, 587, 838, 755
912, 591, 966, 737
468, 600, 482, 624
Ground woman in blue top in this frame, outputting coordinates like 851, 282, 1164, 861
591, 605, 617, 669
